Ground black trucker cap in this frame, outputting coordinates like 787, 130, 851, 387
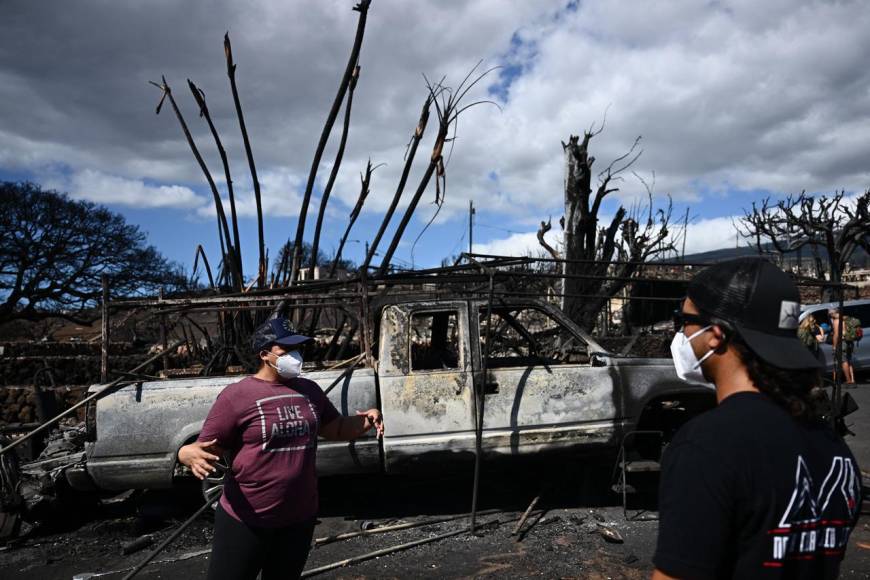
250, 317, 313, 353
686, 258, 820, 370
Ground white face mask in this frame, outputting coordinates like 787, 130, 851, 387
670, 326, 715, 388
268, 350, 304, 379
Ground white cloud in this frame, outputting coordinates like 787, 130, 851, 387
473, 214, 745, 259
3, 0, 870, 262
681, 216, 743, 255
194, 166, 306, 219
473, 227, 561, 258
49, 169, 207, 209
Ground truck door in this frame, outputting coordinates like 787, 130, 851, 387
378, 303, 476, 472
474, 303, 619, 456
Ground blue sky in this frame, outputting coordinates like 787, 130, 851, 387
2, 0, 869, 284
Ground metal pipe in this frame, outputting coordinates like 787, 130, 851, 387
312, 509, 502, 546
121, 499, 215, 580
470, 267, 495, 532
302, 514, 523, 578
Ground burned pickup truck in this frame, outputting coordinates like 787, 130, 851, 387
2, 284, 715, 534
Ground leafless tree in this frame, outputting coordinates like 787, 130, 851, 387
738, 190, 870, 299
0, 182, 187, 324
540, 128, 677, 332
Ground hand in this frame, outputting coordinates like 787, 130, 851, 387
178, 439, 221, 480
356, 409, 384, 438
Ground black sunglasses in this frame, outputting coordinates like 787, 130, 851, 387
673, 309, 710, 332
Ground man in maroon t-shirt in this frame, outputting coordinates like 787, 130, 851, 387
178, 317, 383, 580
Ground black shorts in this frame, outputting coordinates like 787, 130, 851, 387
206, 503, 315, 580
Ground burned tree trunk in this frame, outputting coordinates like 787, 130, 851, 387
189, 80, 244, 284
311, 65, 361, 272
151, 77, 242, 291
289, 0, 372, 286
225, 33, 266, 287
362, 93, 433, 272
544, 130, 675, 333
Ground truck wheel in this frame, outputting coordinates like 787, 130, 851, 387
0, 436, 22, 540
201, 456, 228, 508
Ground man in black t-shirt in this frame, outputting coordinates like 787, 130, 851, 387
653, 258, 860, 579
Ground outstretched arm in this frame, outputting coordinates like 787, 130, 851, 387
320, 409, 384, 441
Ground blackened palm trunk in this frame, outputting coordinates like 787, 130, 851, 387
289, 0, 372, 286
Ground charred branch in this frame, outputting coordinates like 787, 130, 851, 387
362, 92, 434, 272
188, 79, 243, 284
224, 33, 266, 287
289, 0, 372, 286
311, 65, 361, 270
150, 77, 242, 290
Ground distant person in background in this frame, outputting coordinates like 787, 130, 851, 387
798, 314, 826, 361
829, 308, 858, 385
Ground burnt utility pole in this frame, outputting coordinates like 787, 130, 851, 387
469, 200, 475, 254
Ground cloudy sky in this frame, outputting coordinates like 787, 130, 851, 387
2, 0, 869, 279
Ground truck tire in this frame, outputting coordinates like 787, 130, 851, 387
0, 436, 22, 540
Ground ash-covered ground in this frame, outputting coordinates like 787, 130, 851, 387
2, 384, 870, 580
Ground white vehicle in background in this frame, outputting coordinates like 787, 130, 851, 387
799, 299, 870, 375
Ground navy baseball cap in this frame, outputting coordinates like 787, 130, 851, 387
250, 317, 313, 353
